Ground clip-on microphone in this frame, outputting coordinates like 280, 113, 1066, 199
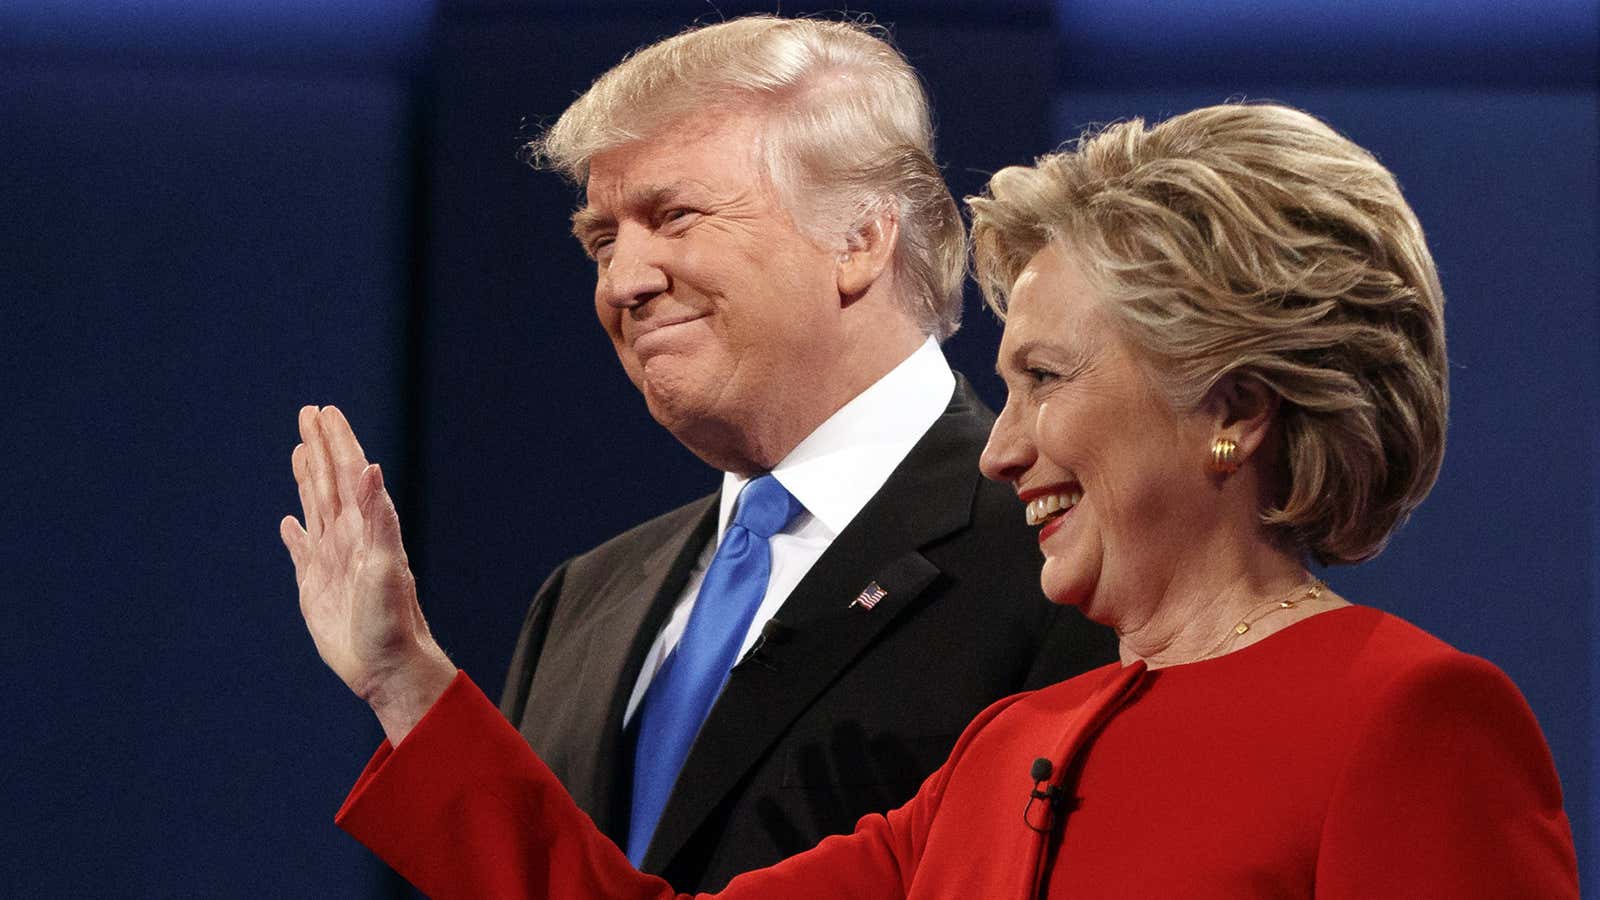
1023, 757, 1061, 834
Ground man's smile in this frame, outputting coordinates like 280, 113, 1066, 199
627, 313, 711, 356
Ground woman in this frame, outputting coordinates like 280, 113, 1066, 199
314, 104, 1578, 897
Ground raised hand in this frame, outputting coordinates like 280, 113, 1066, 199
280, 405, 455, 743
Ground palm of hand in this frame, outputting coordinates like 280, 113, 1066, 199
280, 406, 433, 703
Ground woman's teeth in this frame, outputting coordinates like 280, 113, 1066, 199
1025, 490, 1082, 526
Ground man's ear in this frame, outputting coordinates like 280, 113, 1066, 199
837, 204, 899, 301
1204, 372, 1281, 464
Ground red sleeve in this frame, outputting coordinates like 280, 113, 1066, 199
1314, 652, 1578, 898
335, 671, 1000, 899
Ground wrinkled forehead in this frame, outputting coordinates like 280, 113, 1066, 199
595, 104, 774, 178
1009, 242, 1099, 311
997, 243, 1109, 343
588, 114, 771, 193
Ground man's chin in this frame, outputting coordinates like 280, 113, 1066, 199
633, 348, 702, 396
639, 380, 712, 438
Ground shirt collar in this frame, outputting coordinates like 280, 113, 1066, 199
718, 336, 956, 537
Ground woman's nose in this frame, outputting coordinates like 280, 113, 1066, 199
980, 397, 1035, 485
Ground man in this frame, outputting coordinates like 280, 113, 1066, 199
283, 15, 1115, 894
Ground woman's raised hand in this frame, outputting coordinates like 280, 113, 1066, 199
280, 405, 455, 743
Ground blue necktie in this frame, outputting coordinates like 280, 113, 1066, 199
626, 474, 802, 866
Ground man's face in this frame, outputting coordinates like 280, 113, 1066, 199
575, 113, 850, 474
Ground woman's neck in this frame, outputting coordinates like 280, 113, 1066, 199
1113, 544, 1344, 670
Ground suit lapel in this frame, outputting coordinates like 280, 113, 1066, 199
642, 380, 993, 871
521, 494, 718, 839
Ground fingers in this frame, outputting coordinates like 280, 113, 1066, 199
297, 405, 338, 540
291, 441, 320, 542
359, 463, 407, 562
319, 406, 370, 516
288, 403, 386, 567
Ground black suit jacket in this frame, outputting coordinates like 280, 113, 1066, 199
499, 378, 1118, 892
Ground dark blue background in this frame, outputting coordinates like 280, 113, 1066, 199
3, 1, 1594, 895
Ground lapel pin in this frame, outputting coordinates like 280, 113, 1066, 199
850, 581, 887, 611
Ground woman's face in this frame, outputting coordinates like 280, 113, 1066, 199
980, 243, 1220, 624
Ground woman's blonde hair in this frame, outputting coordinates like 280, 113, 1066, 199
969, 103, 1448, 564
526, 15, 965, 339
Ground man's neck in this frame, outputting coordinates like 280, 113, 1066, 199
691, 327, 929, 476
718, 335, 955, 537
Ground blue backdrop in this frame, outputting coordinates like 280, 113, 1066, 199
3, 1, 1593, 895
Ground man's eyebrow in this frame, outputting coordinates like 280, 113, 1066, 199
570, 206, 611, 243
571, 185, 689, 242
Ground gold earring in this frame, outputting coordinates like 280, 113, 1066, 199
1209, 438, 1240, 474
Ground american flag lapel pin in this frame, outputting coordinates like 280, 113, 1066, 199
850, 581, 888, 611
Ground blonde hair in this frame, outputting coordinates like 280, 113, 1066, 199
969, 103, 1448, 564
526, 15, 965, 339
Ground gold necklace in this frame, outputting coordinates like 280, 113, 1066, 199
1191, 578, 1324, 663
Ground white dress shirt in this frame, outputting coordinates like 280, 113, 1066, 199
622, 337, 957, 726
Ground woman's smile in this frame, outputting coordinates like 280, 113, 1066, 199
1021, 484, 1083, 542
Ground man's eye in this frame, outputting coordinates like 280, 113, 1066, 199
661, 208, 699, 228
1026, 367, 1058, 384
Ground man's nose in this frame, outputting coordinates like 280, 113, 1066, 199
599, 227, 669, 309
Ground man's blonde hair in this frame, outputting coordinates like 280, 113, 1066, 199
969, 103, 1449, 564
526, 15, 965, 339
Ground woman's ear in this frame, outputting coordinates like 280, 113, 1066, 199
837, 205, 900, 301
1205, 372, 1281, 466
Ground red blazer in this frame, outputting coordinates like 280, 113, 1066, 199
336, 607, 1578, 898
